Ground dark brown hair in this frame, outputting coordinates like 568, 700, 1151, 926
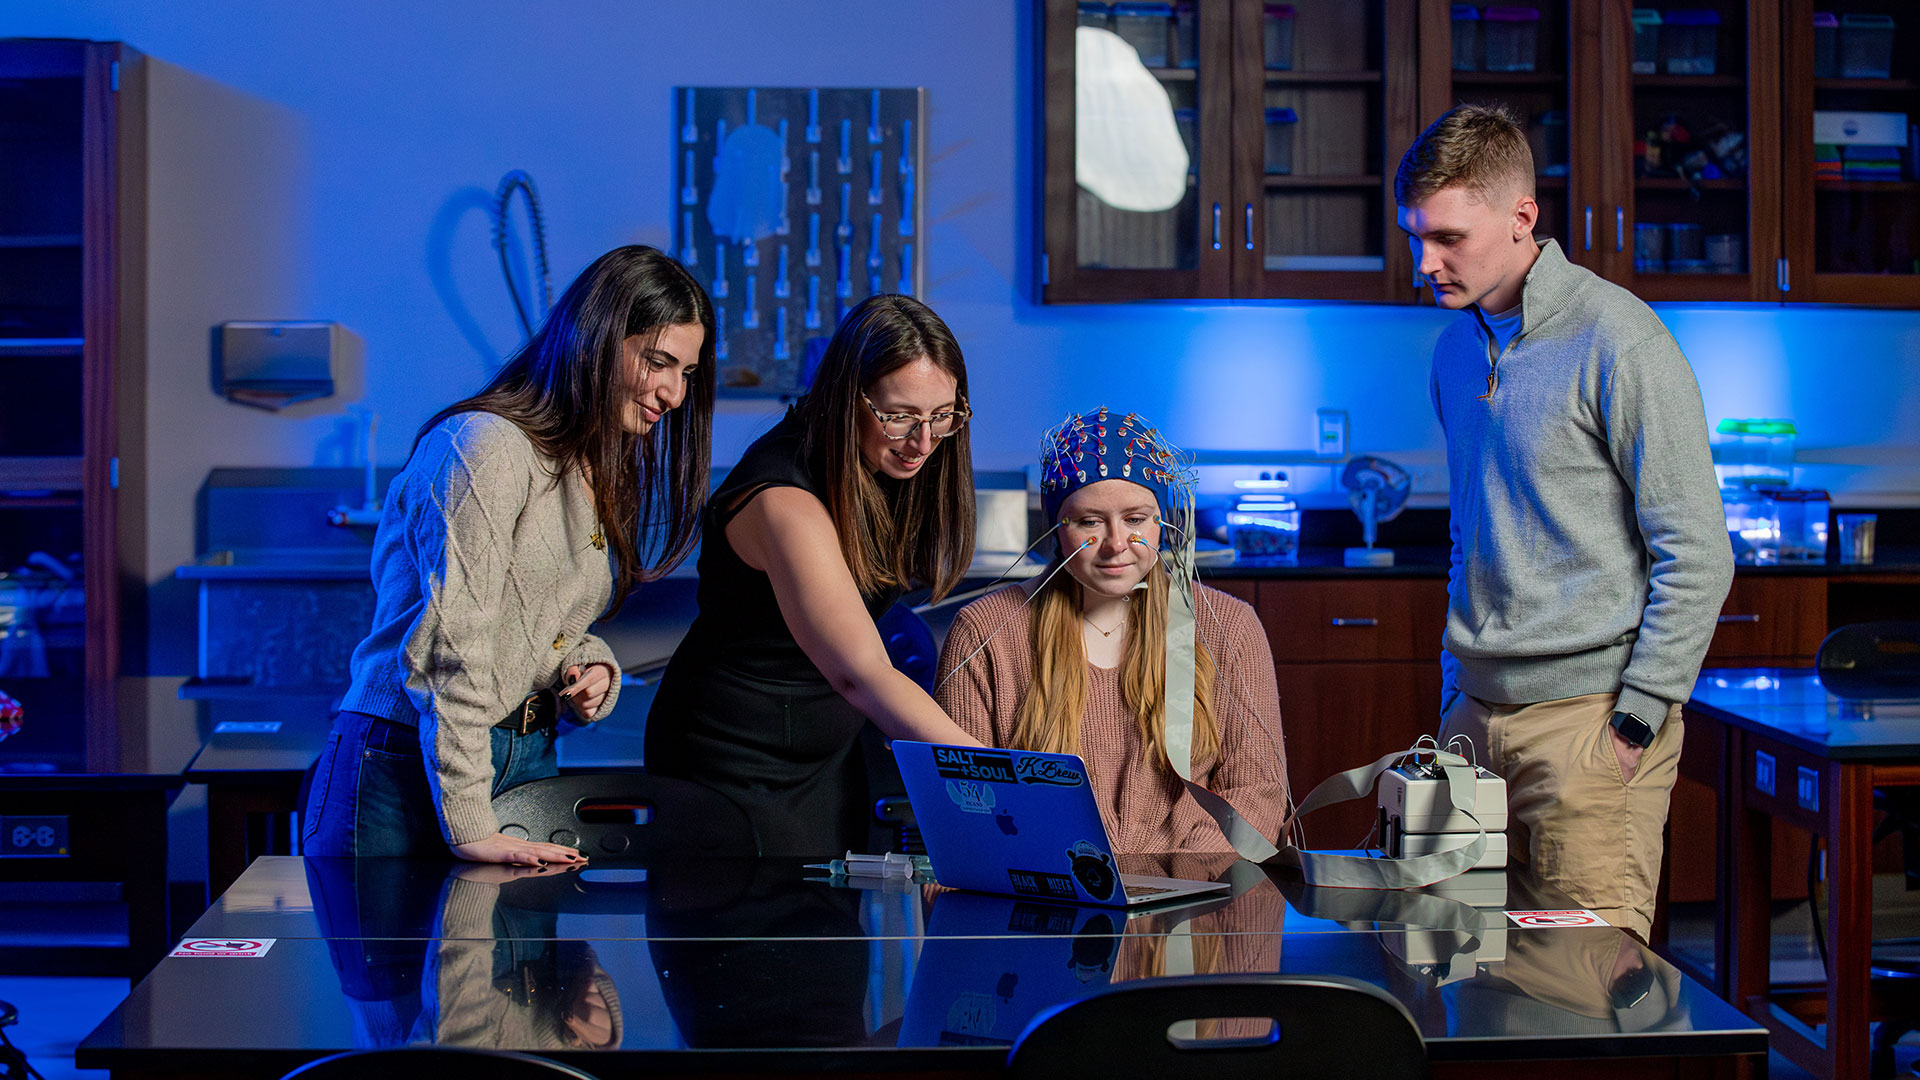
420, 245, 715, 616
1395, 103, 1535, 206
792, 294, 975, 601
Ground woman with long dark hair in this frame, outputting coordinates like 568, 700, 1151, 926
306, 245, 715, 864
646, 294, 983, 856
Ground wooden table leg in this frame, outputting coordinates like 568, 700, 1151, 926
1726, 730, 1772, 1022
1826, 763, 1873, 1080
203, 783, 252, 901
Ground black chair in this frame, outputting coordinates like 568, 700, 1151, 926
1005, 973, 1427, 1080
491, 773, 759, 858
281, 1047, 598, 1080
1816, 620, 1920, 700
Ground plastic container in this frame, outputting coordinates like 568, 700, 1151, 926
1077, 1, 1111, 30
1838, 513, 1877, 564
1706, 232, 1744, 273
1712, 418, 1797, 490
1632, 10, 1663, 75
1173, 2, 1199, 68
1227, 493, 1300, 564
1264, 107, 1298, 175
1452, 5, 1483, 71
1174, 107, 1198, 176
1661, 10, 1721, 76
1483, 7, 1540, 72
1666, 221, 1705, 263
1813, 13, 1840, 79
1722, 489, 1781, 565
1839, 13, 1895, 80
1263, 4, 1297, 70
1767, 489, 1830, 563
1633, 222, 1667, 272
1112, 2, 1174, 66
1536, 109, 1568, 174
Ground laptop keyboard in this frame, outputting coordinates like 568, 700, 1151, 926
1123, 883, 1178, 898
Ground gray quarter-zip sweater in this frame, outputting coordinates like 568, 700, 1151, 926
340, 412, 621, 845
1430, 239, 1733, 733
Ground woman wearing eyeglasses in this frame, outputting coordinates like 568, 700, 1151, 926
646, 294, 983, 856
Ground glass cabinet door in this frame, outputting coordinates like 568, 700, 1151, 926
1605, 0, 1778, 301
1233, 0, 1420, 300
1782, 0, 1920, 304
1043, 0, 1235, 300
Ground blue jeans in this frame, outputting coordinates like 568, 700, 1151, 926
304, 710, 558, 857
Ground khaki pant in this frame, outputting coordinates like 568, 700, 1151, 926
1440, 691, 1684, 941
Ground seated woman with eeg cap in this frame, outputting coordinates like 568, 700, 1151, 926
934, 408, 1290, 853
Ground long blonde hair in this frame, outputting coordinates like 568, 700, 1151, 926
1010, 568, 1219, 772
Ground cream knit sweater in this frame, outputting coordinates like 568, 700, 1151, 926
340, 412, 621, 844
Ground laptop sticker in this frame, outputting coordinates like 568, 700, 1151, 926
1015, 754, 1085, 786
1067, 840, 1117, 902
1008, 868, 1079, 900
945, 778, 997, 814
1068, 914, 1121, 981
935, 747, 1019, 783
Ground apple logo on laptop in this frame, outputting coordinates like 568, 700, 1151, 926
1067, 840, 1117, 902
995, 810, 1018, 835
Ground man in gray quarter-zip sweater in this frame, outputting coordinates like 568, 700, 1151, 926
1396, 105, 1734, 939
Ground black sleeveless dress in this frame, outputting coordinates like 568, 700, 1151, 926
646, 410, 903, 856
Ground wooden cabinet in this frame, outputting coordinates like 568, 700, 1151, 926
1044, 0, 1920, 305
1041, 0, 1420, 301
0, 41, 146, 772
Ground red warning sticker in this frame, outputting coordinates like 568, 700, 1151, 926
1505, 909, 1609, 928
169, 938, 276, 958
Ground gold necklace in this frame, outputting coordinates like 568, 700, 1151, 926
1083, 598, 1129, 638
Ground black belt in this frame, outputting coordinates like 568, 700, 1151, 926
496, 689, 559, 735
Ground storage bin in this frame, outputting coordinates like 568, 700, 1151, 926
1813, 13, 1839, 79
1483, 7, 1540, 72
1227, 494, 1300, 564
1263, 4, 1296, 70
1112, 2, 1174, 66
1661, 10, 1720, 76
1452, 5, 1482, 71
1712, 418, 1797, 490
1768, 489, 1830, 563
1077, 1, 1111, 30
1666, 221, 1705, 263
1264, 107, 1298, 175
1706, 233, 1744, 273
1839, 13, 1895, 80
1633, 222, 1667, 272
1632, 10, 1662, 75
1536, 109, 1568, 175
1721, 489, 1780, 565
1173, 2, 1198, 68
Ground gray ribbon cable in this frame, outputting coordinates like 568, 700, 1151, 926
1160, 492, 1485, 887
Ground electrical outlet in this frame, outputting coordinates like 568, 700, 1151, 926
1, 815, 69, 858
1796, 766, 1820, 813
1754, 751, 1775, 796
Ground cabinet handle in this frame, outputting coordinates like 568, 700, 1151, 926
1777, 258, 1790, 293
1615, 207, 1626, 252
1244, 203, 1254, 251
1583, 207, 1593, 252
1211, 202, 1221, 251
1330, 617, 1379, 627
1717, 614, 1761, 624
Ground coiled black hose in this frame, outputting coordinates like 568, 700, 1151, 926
492, 170, 552, 339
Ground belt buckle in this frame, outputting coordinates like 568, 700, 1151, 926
515, 690, 554, 736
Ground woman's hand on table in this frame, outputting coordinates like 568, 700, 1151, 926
451, 833, 588, 867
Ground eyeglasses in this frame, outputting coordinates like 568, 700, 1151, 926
861, 393, 971, 441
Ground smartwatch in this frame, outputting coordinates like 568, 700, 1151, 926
1610, 710, 1655, 749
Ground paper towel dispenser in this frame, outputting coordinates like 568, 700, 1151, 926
215, 321, 338, 410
